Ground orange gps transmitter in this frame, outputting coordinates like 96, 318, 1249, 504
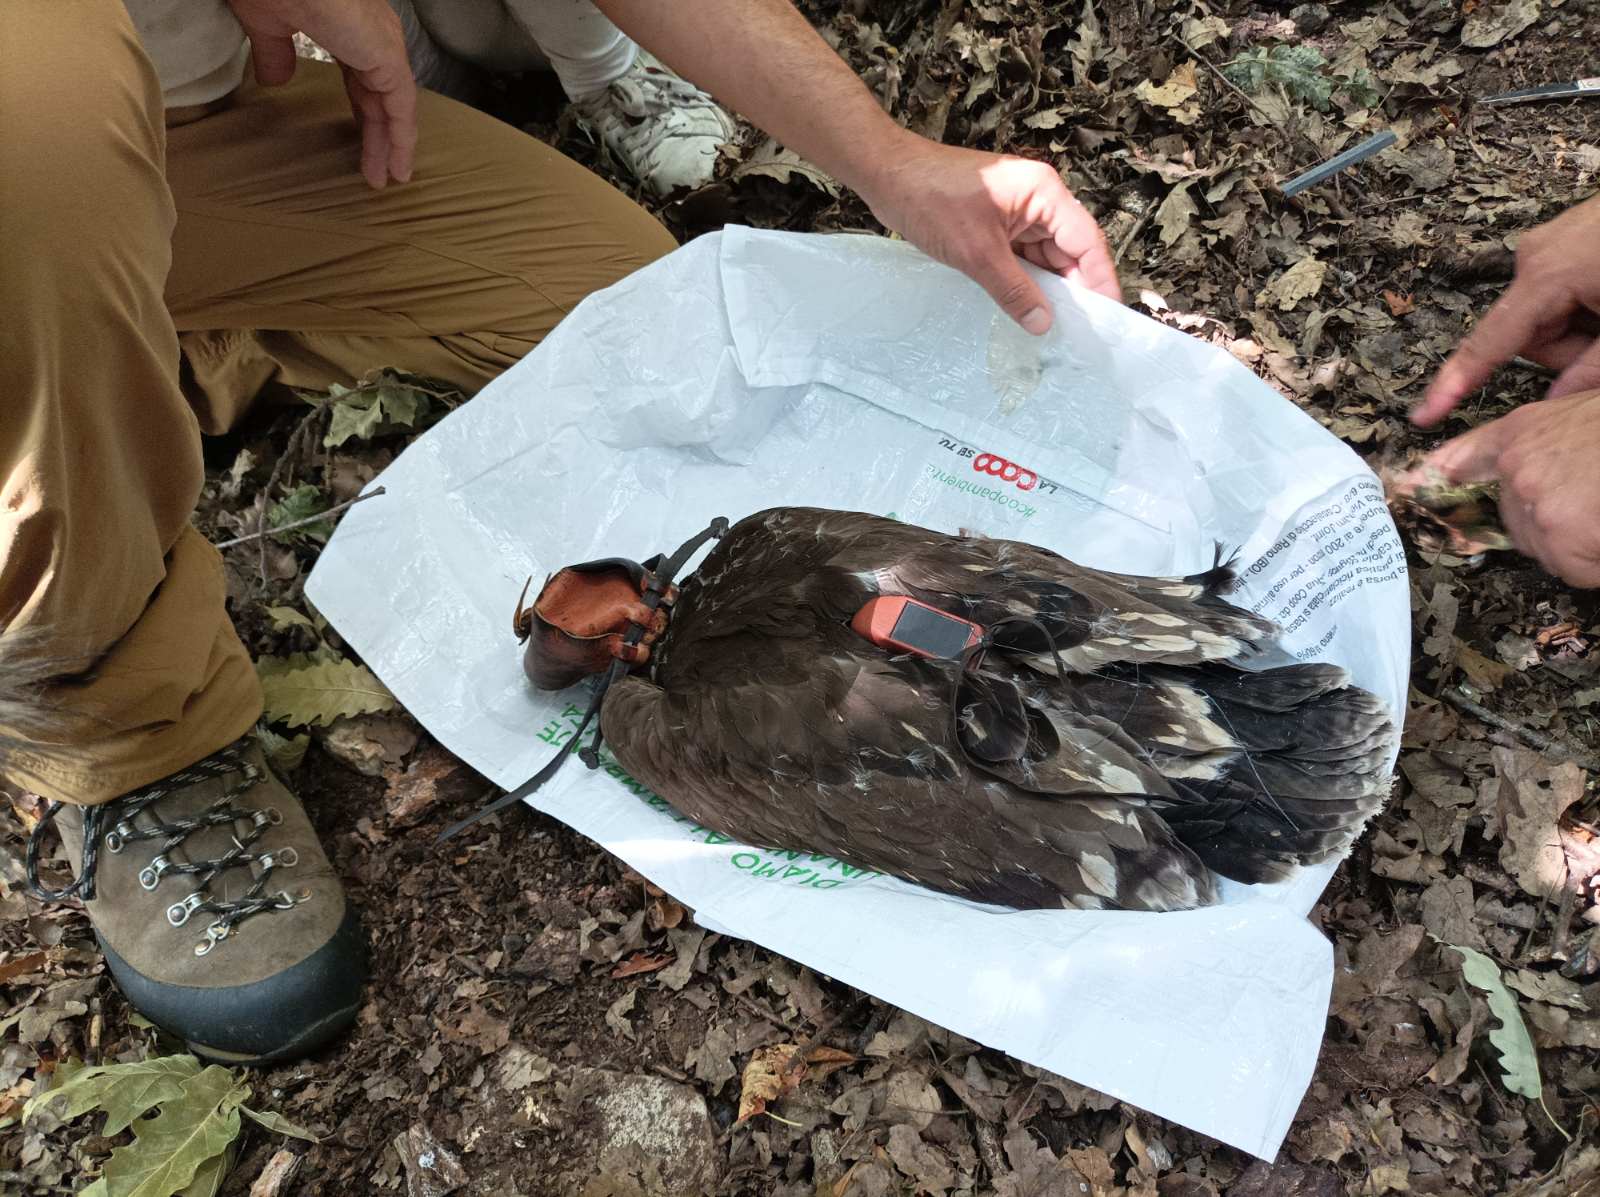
851, 596, 985, 660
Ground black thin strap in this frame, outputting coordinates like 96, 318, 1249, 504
438, 516, 730, 843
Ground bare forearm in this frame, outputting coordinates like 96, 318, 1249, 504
588, 0, 909, 197
590, 0, 1121, 330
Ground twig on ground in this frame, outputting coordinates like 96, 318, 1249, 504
216, 487, 386, 550
973, 1119, 1007, 1181
253, 398, 333, 585
1114, 206, 1155, 266
733, 993, 803, 1036
1441, 685, 1600, 772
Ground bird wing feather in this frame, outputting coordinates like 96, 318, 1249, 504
600, 630, 1216, 911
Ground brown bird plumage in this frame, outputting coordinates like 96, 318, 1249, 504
524, 507, 1395, 912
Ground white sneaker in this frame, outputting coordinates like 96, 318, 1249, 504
571, 50, 737, 196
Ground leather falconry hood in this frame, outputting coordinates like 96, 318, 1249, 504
514, 555, 662, 690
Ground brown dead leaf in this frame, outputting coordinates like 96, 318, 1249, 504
610, 951, 675, 979
885, 1124, 956, 1194
605, 989, 639, 1041
647, 894, 686, 932
1383, 290, 1417, 316
687, 1021, 739, 1093
382, 741, 481, 827
1419, 876, 1484, 949
657, 926, 707, 992
444, 1003, 510, 1055
0, 950, 51, 985
1135, 62, 1199, 109
1457, 643, 1514, 692
1505, 967, 1590, 1011
736, 1043, 856, 1123
1256, 255, 1327, 311
319, 712, 418, 777
1462, 0, 1542, 48
1492, 746, 1587, 899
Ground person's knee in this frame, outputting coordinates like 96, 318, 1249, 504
0, 6, 172, 285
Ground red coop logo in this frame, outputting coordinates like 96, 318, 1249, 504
972, 452, 1038, 491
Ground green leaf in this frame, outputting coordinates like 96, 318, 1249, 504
1338, 66, 1382, 108
324, 392, 385, 449
101, 1067, 245, 1197
174, 1142, 234, 1197
322, 378, 430, 448
255, 724, 311, 772
241, 1104, 320, 1142
375, 384, 425, 429
1223, 43, 1335, 109
263, 605, 316, 631
1445, 942, 1542, 1100
265, 484, 333, 544
258, 657, 397, 728
24, 1054, 202, 1136
83, 1181, 109, 1197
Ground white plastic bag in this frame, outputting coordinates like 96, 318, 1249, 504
308, 228, 1408, 1158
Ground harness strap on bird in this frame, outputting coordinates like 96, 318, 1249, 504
437, 516, 730, 843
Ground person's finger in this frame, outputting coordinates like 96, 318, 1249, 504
1019, 241, 1055, 272
250, 32, 299, 86
1422, 419, 1510, 483
1496, 489, 1547, 569
345, 74, 391, 190
1523, 491, 1600, 585
1548, 337, 1600, 399
1045, 197, 1120, 301
969, 238, 1054, 334
1031, 238, 1077, 273
1522, 331, 1596, 374
381, 75, 418, 184
1413, 281, 1556, 425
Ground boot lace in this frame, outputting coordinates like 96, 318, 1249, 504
23, 739, 306, 957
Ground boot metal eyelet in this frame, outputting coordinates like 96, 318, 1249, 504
167, 892, 205, 927
106, 821, 136, 853
194, 920, 231, 957
138, 855, 171, 891
260, 847, 299, 871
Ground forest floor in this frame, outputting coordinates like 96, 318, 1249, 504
5, 1, 1600, 1195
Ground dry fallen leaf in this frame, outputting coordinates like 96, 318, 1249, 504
610, 951, 675, 979
736, 1044, 856, 1123
1256, 255, 1327, 311
1383, 289, 1417, 316
647, 894, 686, 932
1492, 746, 1587, 899
1135, 62, 1199, 108
1462, 0, 1542, 48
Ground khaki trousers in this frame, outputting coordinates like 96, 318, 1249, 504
0, 0, 675, 805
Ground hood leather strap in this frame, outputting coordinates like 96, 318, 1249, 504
438, 517, 730, 843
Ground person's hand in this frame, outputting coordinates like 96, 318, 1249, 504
1414, 194, 1600, 427
226, 0, 416, 189
1422, 387, 1600, 586
858, 137, 1120, 335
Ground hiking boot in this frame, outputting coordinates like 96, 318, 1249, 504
24, 737, 365, 1065
571, 49, 737, 196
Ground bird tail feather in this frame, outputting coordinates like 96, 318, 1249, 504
1144, 662, 1395, 884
